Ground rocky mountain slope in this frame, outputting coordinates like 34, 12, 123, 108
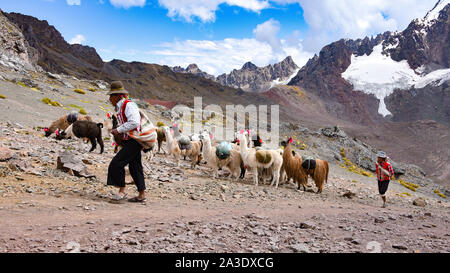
289, 1, 449, 125
173, 57, 300, 93
4, 12, 104, 77
171, 63, 216, 81
0, 3, 449, 186
0, 9, 37, 72
282, 1, 450, 184
217, 56, 299, 93
1, 11, 270, 109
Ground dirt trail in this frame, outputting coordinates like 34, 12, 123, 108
0, 153, 449, 253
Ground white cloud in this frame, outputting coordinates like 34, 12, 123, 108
69, 34, 86, 45
109, 0, 146, 8
151, 34, 312, 76
99, 0, 440, 77
158, 0, 270, 22
272, 0, 438, 52
253, 19, 281, 51
66, 0, 81, 5
148, 18, 314, 76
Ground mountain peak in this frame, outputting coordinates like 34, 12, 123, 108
242, 62, 258, 70
186, 63, 200, 73
424, 0, 449, 23
281, 56, 294, 63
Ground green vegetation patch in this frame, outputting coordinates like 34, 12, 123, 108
41, 97, 62, 107
68, 104, 84, 110
395, 178, 419, 192
434, 189, 447, 199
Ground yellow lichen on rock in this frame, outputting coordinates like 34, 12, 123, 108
338, 149, 374, 177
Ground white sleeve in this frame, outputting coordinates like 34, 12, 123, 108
117, 102, 141, 134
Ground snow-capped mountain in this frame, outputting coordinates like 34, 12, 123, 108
289, 0, 449, 125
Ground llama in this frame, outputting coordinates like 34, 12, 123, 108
280, 138, 309, 191
237, 132, 283, 187
104, 114, 123, 153
44, 113, 92, 137
200, 132, 243, 180
162, 126, 181, 166
302, 156, 329, 194
258, 148, 284, 185
184, 140, 203, 169
156, 127, 167, 154
56, 120, 104, 154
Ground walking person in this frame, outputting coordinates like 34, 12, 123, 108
375, 151, 394, 208
107, 81, 146, 203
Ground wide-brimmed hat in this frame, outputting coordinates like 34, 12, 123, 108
376, 151, 387, 158
107, 81, 129, 96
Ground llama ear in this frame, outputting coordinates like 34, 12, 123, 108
289, 138, 293, 144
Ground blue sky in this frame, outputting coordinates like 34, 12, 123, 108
0, 0, 441, 75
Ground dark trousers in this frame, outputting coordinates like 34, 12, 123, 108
107, 138, 146, 192
378, 180, 390, 195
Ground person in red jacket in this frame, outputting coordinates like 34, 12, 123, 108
375, 151, 394, 208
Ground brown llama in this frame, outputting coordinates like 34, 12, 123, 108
280, 138, 308, 191
302, 157, 329, 194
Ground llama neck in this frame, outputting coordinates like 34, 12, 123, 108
203, 138, 213, 158
239, 134, 248, 156
165, 129, 176, 150
283, 144, 294, 162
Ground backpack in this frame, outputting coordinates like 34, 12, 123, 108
120, 100, 157, 149
301, 156, 316, 170
177, 135, 191, 150
216, 142, 232, 160
67, 112, 78, 124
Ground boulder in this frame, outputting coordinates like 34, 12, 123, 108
413, 198, 426, 207
342, 190, 356, 199
7, 158, 32, 172
0, 147, 13, 161
57, 151, 95, 178
288, 243, 310, 253
320, 126, 347, 138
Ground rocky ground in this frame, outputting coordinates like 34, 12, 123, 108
0, 121, 449, 253
0, 67, 449, 253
